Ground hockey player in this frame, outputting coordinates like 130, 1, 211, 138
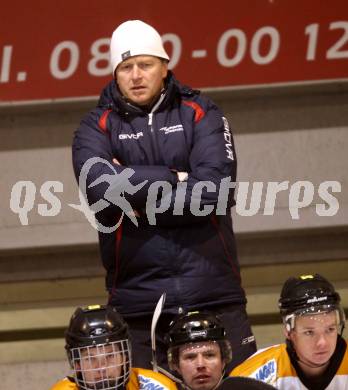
50, 305, 177, 390
165, 311, 233, 390
231, 274, 348, 389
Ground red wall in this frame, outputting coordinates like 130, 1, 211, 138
1, 0, 348, 102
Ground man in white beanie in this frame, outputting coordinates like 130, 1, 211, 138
72, 20, 256, 372
109, 20, 170, 107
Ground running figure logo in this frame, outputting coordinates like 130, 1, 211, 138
69, 157, 148, 233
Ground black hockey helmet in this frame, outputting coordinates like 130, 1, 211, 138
278, 274, 345, 332
65, 304, 129, 349
167, 311, 227, 346
166, 311, 232, 369
65, 305, 131, 390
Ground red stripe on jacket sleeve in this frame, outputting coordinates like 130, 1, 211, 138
183, 101, 205, 123
98, 109, 112, 133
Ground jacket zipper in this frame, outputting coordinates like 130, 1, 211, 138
148, 112, 153, 130
148, 93, 165, 161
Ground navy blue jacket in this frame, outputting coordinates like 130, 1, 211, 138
72, 72, 245, 316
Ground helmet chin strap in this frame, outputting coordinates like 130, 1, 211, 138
211, 370, 225, 390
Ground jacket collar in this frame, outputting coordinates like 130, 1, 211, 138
97, 71, 198, 117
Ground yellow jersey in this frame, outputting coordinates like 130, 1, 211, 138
50, 367, 178, 390
231, 340, 348, 389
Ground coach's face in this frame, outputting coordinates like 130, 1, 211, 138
116, 55, 168, 106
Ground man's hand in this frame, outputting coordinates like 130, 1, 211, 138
177, 171, 188, 182
170, 169, 188, 183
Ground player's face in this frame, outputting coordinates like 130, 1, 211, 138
116, 55, 168, 106
289, 311, 338, 368
177, 341, 224, 390
76, 343, 124, 389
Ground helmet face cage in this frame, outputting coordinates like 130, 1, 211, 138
69, 339, 131, 390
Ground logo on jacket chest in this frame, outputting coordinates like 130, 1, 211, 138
159, 124, 184, 135
119, 131, 144, 140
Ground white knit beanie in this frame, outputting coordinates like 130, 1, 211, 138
110, 20, 169, 74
